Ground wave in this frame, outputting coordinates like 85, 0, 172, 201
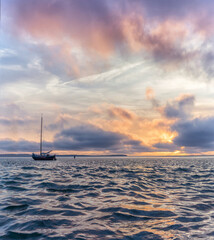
0, 156, 214, 239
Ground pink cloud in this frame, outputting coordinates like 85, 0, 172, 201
11, 0, 123, 57
9, 0, 206, 61
6, 0, 214, 80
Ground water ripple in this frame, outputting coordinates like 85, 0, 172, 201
0, 156, 214, 239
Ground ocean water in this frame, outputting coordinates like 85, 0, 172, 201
0, 157, 214, 240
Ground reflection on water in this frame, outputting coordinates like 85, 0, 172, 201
0, 157, 214, 239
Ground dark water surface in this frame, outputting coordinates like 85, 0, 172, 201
0, 157, 214, 240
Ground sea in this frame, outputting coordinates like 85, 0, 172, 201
0, 156, 214, 240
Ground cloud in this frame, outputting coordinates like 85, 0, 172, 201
0, 122, 153, 153
0, 103, 24, 117
6, 0, 205, 70
134, 0, 201, 19
0, 119, 153, 153
153, 142, 178, 152
9, 0, 122, 56
0, 42, 56, 87
0, 139, 53, 153
54, 123, 151, 153
201, 51, 214, 78
147, 93, 214, 153
145, 87, 155, 100
0, 139, 38, 152
0, 117, 33, 126
145, 87, 159, 108
157, 94, 214, 152
107, 106, 135, 120
172, 117, 214, 150
161, 94, 195, 119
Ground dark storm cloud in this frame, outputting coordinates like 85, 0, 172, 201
54, 125, 123, 150
156, 94, 214, 152
162, 95, 195, 119
153, 142, 177, 151
0, 123, 152, 153
172, 117, 214, 149
0, 139, 53, 152
54, 124, 151, 153
0, 139, 38, 152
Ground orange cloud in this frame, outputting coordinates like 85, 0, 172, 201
89, 104, 176, 149
145, 87, 155, 100
107, 106, 135, 121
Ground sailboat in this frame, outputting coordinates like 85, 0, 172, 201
32, 115, 56, 161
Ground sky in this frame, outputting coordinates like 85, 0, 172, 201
1, 0, 214, 155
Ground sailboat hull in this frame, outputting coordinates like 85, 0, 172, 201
32, 153, 56, 161
32, 115, 57, 161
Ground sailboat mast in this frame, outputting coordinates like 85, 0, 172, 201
40, 114, 43, 155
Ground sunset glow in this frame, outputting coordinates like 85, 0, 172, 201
1, 0, 214, 155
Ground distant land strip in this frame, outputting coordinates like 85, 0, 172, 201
0, 154, 127, 157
